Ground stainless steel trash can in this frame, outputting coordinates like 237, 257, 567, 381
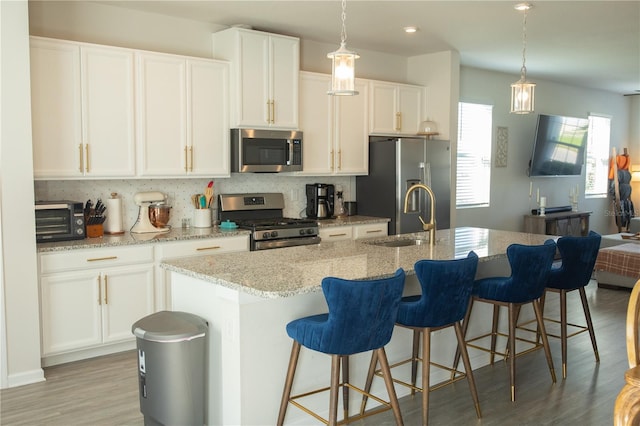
132, 311, 208, 426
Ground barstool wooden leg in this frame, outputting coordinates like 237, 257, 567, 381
454, 322, 482, 419
360, 351, 378, 414
452, 299, 474, 380
411, 329, 420, 395
579, 287, 600, 362
560, 290, 568, 379
421, 329, 431, 426
491, 304, 500, 365
508, 303, 517, 401
341, 356, 349, 421
376, 347, 404, 426
277, 341, 301, 426
533, 299, 557, 385
329, 355, 341, 426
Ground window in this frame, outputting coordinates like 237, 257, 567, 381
585, 114, 611, 197
456, 102, 493, 208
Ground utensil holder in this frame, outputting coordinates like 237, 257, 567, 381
193, 209, 212, 228
86, 224, 104, 238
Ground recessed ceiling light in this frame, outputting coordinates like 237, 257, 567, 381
404, 26, 418, 34
514, 2, 532, 11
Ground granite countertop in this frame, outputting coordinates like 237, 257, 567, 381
36, 216, 388, 253
161, 227, 555, 299
36, 227, 251, 253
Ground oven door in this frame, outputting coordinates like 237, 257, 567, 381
253, 235, 320, 251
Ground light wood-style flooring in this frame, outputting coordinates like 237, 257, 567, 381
1, 282, 632, 425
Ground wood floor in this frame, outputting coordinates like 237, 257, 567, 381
1, 281, 632, 425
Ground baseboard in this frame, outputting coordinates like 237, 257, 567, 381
42, 340, 136, 367
6, 368, 45, 388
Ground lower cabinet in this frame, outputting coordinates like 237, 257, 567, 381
39, 245, 155, 364
319, 222, 388, 242
523, 211, 591, 237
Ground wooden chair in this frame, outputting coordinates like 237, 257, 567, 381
614, 279, 640, 425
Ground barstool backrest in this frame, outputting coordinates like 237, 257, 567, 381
548, 231, 601, 290
504, 239, 557, 303
401, 251, 479, 328
319, 268, 406, 355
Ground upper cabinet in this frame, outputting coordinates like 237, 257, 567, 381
298, 71, 369, 176
136, 52, 230, 177
30, 37, 136, 179
213, 28, 299, 129
369, 81, 426, 135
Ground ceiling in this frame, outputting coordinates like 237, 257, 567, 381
104, 0, 639, 95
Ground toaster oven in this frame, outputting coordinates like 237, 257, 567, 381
35, 201, 86, 243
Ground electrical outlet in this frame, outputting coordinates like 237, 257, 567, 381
290, 189, 298, 201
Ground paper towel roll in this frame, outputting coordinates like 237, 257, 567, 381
104, 193, 125, 234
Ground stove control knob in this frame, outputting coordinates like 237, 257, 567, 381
306, 228, 315, 235
270, 231, 278, 238
262, 232, 271, 239
299, 229, 307, 236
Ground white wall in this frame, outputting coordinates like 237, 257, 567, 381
456, 66, 633, 234
1, 0, 45, 388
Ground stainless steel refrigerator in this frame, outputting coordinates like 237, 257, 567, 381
356, 136, 451, 235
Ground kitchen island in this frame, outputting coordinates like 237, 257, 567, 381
162, 227, 555, 425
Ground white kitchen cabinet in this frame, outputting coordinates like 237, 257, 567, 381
320, 222, 388, 243
30, 37, 136, 179
353, 222, 388, 239
39, 246, 154, 361
155, 235, 249, 309
213, 28, 299, 129
298, 72, 369, 175
369, 81, 426, 135
137, 52, 230, 177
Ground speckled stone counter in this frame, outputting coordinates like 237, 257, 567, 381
315, 215, 390, 227
162, 227, 554, 299
36, 226, 250, 253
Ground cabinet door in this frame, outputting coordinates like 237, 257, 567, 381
298, 72, 333, 175
137, 53, 187, 176
398, 84, 424, 135
188, 59, 230, 177
81, 45, 136, 177
353, 222, 388, 240
335, 79, 369, 175
270, 35, 299, 129
236, 30, 270, 127
369, 82, 397, 134
30, 38, 83, 178
40, 271, 102, 355
319, 226, 353, 242
101, 264, 155, 344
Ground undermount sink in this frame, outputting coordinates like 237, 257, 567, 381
366, 237, 430, 247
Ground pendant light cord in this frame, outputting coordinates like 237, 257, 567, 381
340, 0, 348, 45
520, 7, 528, 80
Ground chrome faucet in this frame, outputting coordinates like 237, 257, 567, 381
403, 183, 436, 245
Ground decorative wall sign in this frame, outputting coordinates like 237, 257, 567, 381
496, 126, 508, 167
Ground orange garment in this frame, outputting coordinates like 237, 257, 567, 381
609, 154, 631, 179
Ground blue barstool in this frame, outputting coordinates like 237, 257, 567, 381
543, 230, 602, 378
362, 252, 481, 426
459, 240, 557, 401
277, 269, 406, 426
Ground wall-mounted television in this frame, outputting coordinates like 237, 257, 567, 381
528, 114, 589, 177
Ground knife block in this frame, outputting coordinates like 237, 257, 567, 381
86, 224, 104, 238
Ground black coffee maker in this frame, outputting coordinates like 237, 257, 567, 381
306, 184, 335, 219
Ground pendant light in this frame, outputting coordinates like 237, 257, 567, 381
327, 0, 359, 95
510, 3, 535, 114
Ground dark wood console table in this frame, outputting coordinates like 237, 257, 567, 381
523, 210, 592, 237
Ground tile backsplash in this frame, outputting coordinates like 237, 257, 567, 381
34, 175, 355, 231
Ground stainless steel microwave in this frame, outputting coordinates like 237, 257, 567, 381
231, 128, 303, 173
35, 201, 86, 243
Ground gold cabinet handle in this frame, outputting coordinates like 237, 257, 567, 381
189, 146, 194, 172
196, 246, 222, 251
97, 276, 102, 305
266, 100, 271, 123
79, 144, 84, 173
85, 144, 90, 173
329, 233, 348, 237
184, 146, 188, 172
87, 256, 118, 262
330, 149, 335, 171
338, 149, 342, 170
366, 229, 383, 234
395, 112, 402, 131
104, 275, 108, 305
270, 100, 275, 124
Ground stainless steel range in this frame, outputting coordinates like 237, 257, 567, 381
218, 193, 320, 251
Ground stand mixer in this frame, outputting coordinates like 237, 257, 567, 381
131, 191, 171, 234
